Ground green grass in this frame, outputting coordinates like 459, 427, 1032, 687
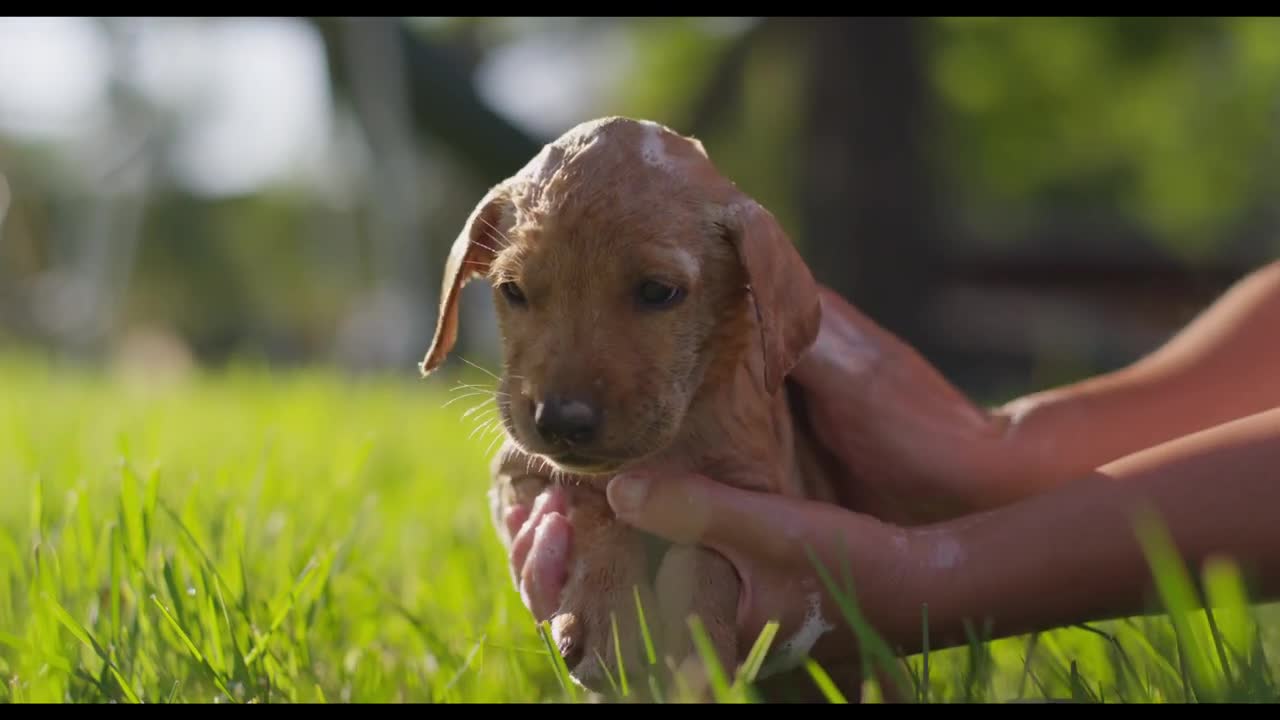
1, 353, 1277, 703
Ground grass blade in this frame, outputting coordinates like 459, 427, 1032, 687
592, 649, 622, 698
921, 603, 930, 703
609, 611, 630, 698
735, 620, 780, 688
47, 595, 142, 704
1134, 508, 1223, 702
802, 542, 914, 700
1202, 556, 1254, 695
150, 594, 236, 702
687, 615, 735, 703
803, 659, 848, 703
536, 621, 578, 702
633, 584, 657, 668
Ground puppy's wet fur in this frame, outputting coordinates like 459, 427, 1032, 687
421, 117, 858, 701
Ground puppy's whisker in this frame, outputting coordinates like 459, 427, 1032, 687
474, 215, 514, 249
469, 238, 505, 256
472, 225, 507, 246
463, 394, 496, 417
453, 398, 493, 425
487, 419, 506, 439
485, 421, 507, 441
458, 356, 503, 383
498, 254, 526, 273
474, 420, 500, 447
452, 382, 507, 397
442, 391, 489, 409
467, 413, 499, 437
530, 454, 550, 479
462, 402, 496, 421
469, 416, 498, 441
533, 455, 565, 486
465, 409, 497, 429
483, 429, 505, 459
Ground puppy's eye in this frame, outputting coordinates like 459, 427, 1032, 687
635, 280, 685, 309
499, 282, 527, 306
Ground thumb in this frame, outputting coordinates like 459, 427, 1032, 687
607, 469, 878, 570
606, 469, 795, 564
605, 470, 720, 545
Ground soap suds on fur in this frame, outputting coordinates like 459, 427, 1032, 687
640, 122, 674, 171
670, 248, 700, 281
757, 592, 834, 679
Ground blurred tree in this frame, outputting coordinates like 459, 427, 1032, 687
312, 17, 542, 187
3, 16, 1279, 394
930, 16, 1280, 260
797, 17, 943, 354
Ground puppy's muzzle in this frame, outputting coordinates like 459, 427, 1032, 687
534, 395, 601, 446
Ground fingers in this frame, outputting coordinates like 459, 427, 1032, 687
605, 469, 824, 565
605, 465, 916, 680
519, 512, 571, 622
605, 470, 711, 544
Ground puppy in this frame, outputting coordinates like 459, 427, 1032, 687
420, 117, 858, 700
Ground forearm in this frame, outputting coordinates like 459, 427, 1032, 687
983, 260, 1280, 502
902, 406, 1280, 657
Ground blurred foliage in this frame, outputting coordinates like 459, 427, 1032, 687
609, 19, 810, 243
3, 17, 1279, 372
610, 18, 736, 123
125, 190, 365, 362
928, 17, 1280, 258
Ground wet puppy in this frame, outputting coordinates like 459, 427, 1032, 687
420, 117, 850, 700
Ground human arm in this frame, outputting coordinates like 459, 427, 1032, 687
908, 404, 1280, 655
602, 404, 1280, 667
790, 260, 1280, 517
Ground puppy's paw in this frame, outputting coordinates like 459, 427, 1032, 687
548, 497, 660, 697
553, 560, 659, 695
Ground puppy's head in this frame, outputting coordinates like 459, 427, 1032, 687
421, 117, 820, 475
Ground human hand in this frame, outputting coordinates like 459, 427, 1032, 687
591, 466, 942, 696
789, 286, 1018, 523
503, 467, 930, 699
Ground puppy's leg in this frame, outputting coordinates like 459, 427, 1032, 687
652, 545, 740, 702
492, 443, 663, 699
551, 484, 662, 699
649, 546, 876, 704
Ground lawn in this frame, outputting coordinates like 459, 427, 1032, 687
1, 353, 1276, 703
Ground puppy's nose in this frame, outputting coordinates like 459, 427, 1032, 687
534, 396, 600, 445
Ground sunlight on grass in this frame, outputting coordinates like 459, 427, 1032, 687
0, 353, 1276, 703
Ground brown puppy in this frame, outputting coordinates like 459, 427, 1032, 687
420, 117, 857, 700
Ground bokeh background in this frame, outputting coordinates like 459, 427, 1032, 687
3, 15, 1280, 401
3, 17, 1280, 704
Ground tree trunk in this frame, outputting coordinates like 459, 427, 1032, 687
798, 17, 943, 357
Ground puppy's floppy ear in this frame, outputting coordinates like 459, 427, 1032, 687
419, 184, 514, 377
720, 198, 822, 395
